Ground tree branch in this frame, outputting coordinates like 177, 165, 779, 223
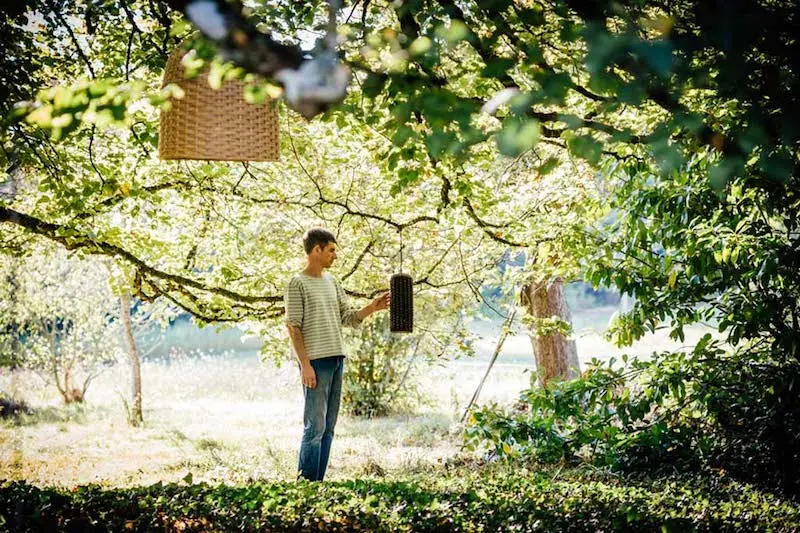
463, 197, 529, 247
0, 205, 281, 305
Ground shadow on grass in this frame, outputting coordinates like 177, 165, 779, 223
0, 397, 98, 427
0, 395, 32, 420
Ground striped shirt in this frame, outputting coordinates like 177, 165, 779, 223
284, 272, 362, 360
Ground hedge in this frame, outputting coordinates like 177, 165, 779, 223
2, 469, 798, 532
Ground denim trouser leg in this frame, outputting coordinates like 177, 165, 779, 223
298, 356, 344, 481
318, 357, 343, 481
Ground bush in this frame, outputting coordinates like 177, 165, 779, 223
0, 393, 30, 419
585, 146, 800, 496
464, 336, 800, 495
1, 467, 798, 532
342, 314, 424, 417
343, 310, 473, 418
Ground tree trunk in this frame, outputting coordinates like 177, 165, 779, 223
1, 256, 22, 368
521, 278, 580, 387
120, 292, 143, 427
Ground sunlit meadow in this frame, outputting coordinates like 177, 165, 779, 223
0, 310, 712, 488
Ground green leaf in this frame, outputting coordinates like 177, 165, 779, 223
583, 23, 625, 74
362, 73, 386, 98
567, 135, 603, 166
391, 168, 420, 195
425, 131, 454, 158
438, 20, 469, 44
409, 36, 433, 57
391, 125, 414, 147
496, 119, 540, 157
618, 82, 645, 105
243, 84, 270, 105
482, 58, 515, 79
538, 157, 560, 176
558, 114, 583, 130
634, 40, 673, 77
758, 149, 793, 182
525, 44, 544, 62
541, 73, 571, 103
709, 157, 744, 190
516, 7, 545, 26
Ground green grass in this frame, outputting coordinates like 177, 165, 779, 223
0, 315, 720, 489
0, 312, 718, 486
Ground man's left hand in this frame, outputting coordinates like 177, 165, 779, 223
371, 292, 390, 312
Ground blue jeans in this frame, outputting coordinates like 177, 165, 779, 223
298, 356, 344, 481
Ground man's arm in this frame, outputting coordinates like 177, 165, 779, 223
355, 292, 390, 321
286, 324, 317, 389
336, 277, 390, 327
285, 278, 317, 389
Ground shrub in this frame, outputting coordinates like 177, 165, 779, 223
343, 309, 473, 418
1, 467, 799, 532
0, 393, 30, 419
464, 335, 800, 495
342, 314, 424, 417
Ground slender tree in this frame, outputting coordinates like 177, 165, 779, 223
119, 291, 144, 426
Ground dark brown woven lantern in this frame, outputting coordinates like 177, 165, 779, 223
390, 272, 413, 333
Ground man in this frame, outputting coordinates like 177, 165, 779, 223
284, 228, 390, 481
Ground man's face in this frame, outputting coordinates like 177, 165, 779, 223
315, 242, 338, 268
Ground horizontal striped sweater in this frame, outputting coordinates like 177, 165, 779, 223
284, 272, 362, 360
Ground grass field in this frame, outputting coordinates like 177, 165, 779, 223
0, 314, 714, 489
0, 353, 531, 488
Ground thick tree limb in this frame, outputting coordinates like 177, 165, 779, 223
0, 205, 281, 305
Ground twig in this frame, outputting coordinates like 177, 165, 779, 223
461, 307, 517, 422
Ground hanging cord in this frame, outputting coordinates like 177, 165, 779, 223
325, 0, 340, 51
398, 227, 404, 274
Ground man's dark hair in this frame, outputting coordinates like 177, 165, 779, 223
303, 228, 337, 255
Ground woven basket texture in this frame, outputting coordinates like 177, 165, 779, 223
390, 273, 414, 332
159, 50, 279, 161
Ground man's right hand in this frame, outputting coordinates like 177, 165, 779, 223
301, 362, 317, 389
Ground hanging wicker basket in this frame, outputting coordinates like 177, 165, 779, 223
390, 272, 414, 333
158, 49, 280, 162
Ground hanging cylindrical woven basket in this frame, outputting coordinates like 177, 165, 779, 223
159, 49, 280, 162
390, 273, 413, 333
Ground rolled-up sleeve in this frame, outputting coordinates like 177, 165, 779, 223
335, 279, 363, 328
284, 278, 304, 328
